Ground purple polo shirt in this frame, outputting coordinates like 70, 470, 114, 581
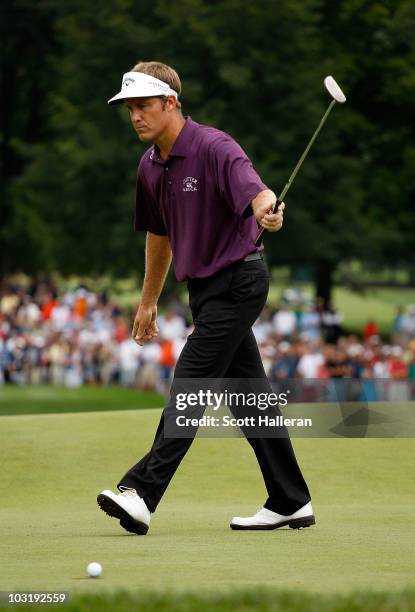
134, 117, 267, 281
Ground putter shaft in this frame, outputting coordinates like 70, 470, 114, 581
254, 98, 337, 246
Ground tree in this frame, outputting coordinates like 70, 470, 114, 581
3, 0, 414, 306
0, 0, 60, 272
315, 0, 415, 299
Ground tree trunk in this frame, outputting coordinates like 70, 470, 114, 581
315, 260, 334, 309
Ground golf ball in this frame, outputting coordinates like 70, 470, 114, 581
87, 562, 102, 578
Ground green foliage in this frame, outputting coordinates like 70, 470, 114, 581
2, 0, 415, 291
319, 0, 415, 266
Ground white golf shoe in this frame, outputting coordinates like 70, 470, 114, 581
97, 488, 151, 535
230, 501, 315, 531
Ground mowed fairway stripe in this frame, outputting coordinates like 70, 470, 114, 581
0, 386, 164, 416
1, 409, 414, 594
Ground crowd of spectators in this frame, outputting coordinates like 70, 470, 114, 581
1, 278, 415, 401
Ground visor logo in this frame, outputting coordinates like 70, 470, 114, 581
183, 177, 198, 192
122, 77, 135, 88
146, 80, 164, 91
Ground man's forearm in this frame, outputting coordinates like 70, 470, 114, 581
140, 232, 172, 306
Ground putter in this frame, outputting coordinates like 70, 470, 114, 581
254, 75, 346, 246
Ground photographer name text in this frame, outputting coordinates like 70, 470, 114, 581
175, 415, 313, 428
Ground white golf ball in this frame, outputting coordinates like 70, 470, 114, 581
87, 562, 102, 578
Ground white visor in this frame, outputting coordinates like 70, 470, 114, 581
108, 71, 178, 105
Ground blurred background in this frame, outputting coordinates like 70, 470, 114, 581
1, 0, 415, 395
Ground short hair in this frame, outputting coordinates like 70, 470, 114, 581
130, 61, 182, 109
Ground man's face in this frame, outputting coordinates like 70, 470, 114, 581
125, 96, 170, 143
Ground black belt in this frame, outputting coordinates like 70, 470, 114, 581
243, 251, 263, 262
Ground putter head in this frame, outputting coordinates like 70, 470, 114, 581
324, 76, 346, 103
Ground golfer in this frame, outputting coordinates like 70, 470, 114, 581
98, 61, 314, 535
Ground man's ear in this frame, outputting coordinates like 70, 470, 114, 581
166, 95, 178, 111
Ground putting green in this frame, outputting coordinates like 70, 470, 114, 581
1, 409, 414, 596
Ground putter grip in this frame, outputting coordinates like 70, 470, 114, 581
254, 199, 282, 246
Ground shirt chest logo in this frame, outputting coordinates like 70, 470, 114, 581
182, 176, 198, 192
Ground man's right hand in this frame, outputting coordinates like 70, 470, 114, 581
132, 303, 158, 346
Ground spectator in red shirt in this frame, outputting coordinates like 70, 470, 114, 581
363, 319, 379, 342
41, 294, 58, 321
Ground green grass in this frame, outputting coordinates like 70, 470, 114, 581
333, 286, 415, 335
1, 408, 414, 601
0, 385, 163, 416
267, 283, 415, 336
2, 589, 415, 612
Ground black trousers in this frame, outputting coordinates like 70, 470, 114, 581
118, 258, 311, 514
